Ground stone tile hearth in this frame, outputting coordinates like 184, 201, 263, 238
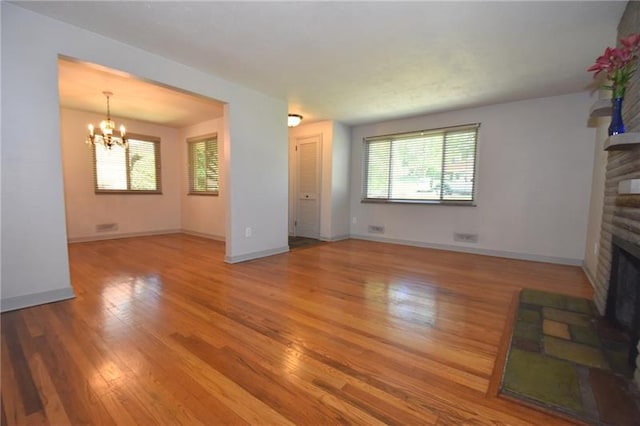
501, 289, 640, 423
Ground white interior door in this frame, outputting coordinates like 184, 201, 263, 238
294, 135, 321, 238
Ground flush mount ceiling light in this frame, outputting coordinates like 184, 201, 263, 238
288, 114, 303, 127
86, 91, 127, 149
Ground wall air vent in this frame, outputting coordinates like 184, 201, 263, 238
454, 233, 478, 243
96, 223, 118, 232
368, 225, 385, 234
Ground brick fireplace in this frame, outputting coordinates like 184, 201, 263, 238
605, 236, 640, 368
592, 2, 640, 388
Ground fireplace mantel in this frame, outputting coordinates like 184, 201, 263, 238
604, 132, 640, 151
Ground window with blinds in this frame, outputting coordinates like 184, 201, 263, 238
363, 124, 479, 204
94, 134, 161, 193
188, 134, 219, 195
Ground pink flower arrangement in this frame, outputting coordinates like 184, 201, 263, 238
587, 33, 640, 98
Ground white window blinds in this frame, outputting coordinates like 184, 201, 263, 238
188, 134, 219, 195
364, 124, 479, 204
94, 134, 161, 193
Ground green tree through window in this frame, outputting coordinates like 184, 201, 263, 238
188, 134, 219, 195
94, 134, 161, 193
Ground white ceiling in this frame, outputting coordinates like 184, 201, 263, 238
58, 59, 225, 128
20, 1, 626, 126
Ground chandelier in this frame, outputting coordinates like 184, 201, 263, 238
86, 91, 127, 149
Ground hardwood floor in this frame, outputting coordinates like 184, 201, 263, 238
1, 234, 592, 425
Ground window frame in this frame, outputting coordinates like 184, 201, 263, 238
93, 133, 162, 195
187, 133, 219, 196
362, 123, 479, 206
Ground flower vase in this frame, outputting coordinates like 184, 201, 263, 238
608, 97, 626, 136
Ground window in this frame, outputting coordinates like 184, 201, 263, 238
188, 133, 219, 195
363, 124, 479, 204
94, 134, 161, 193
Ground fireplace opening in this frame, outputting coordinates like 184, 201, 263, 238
605, 235, 640, 367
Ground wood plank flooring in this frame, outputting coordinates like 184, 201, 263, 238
1, 234, 592, 425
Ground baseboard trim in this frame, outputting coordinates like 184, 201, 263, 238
319, 234, 350, 242
350, 234, 583, 266
1, 287, 75, 312
225, 246, 290, 264
68, 229, 182, 243
582, 264, 597, 290
181, 230, 225, 242
289, 234, 349, 242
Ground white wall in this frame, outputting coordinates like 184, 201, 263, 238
350, 92, 596, 264
60, 108, 181, 241
331, 122, 351, 239
1, 3, 288, 310
2, 5, 73, 310
224, 98, 288, 263
179, 118, 226, 239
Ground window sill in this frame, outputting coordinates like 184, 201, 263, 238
187, 192, 219, 196
95, 190, 162, 195
361, 198, 476, 206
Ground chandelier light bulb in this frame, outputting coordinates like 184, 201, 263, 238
86, 92, 128, 149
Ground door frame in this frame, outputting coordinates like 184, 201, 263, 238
289, 133, 322, 238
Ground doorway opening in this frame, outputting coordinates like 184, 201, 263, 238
57, 56, 227, 248
289, 134, 322, 239
288, 236, 324, 251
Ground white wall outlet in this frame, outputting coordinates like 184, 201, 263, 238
245, 227, 252, 237
352, 217, 357, 224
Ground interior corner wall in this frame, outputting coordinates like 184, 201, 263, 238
349, 92, 596, 264
60, 108, 182, 241
583, 106, 610, 283
330, 121, 351, 239
1, 2, 287, 310
179, 118, 226, 240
